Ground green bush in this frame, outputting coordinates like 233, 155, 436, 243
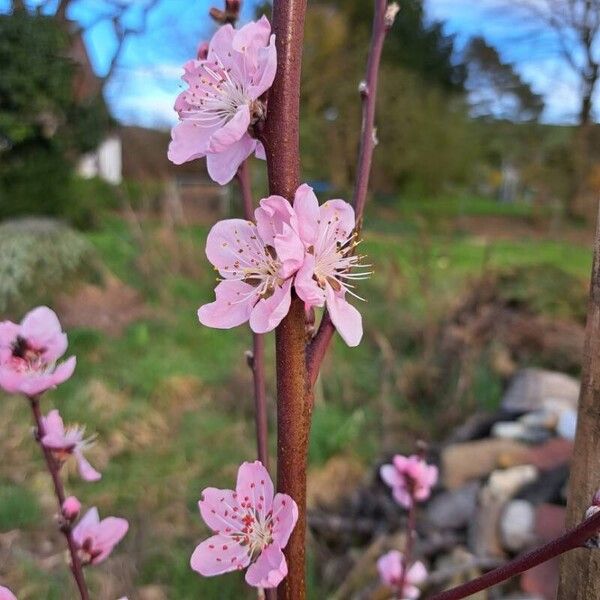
0, 217, 101, 316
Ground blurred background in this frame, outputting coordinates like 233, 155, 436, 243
0, 0, 597, 598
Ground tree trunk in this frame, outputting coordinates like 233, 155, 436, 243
558, 201, 600, 598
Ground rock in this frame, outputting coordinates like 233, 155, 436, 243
468, 485, 506, 558
500, 500, 536, 552
516, 466, 570, 505
519, 410, 559, 431
557, 409, 577, 440
488, 466, 538, 500
468, 467, 537, 559
433, 548, 487, 599
446, 411, 510, 443
521, 558, 559, 600
534, 503, 566, 542
491, 421, 551, 444
442, 439, 529, 490
426, 482, 480, 530
522, 439, 573, 471
501, 369, 579, 413
307, 455, 365, 509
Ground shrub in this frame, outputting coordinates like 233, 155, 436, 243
0, 218, 101, 316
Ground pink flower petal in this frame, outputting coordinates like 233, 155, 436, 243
91, 517, 129, 564
249, 279, 292, 334
0, 321, 19, 363
190, 534, 250, 576
292, 184, 320, 246
271, 493, 298, 549
235, 461, 274, 521
208, 104, 251, 154
244, 543, 288, 588
255, 195, 297, 248
407, 561, 428, 585
207, 23, 236, 62
20, 306, 67, 361
50, 355, 76, 386
0, 586, 17, 600
393, 487, 413, 509
380, 464, 403, 488
205, 218, 259, 273
248, 36, 277, 99
206, 135, 256, 185
294, 253, 325, 308
325, 286, 363, 347
255, 141, 266, 160
198, 487, 243, 535
75, 450, 102, 482
72, 507, 100, 546
233, 15, 271, 52
319, 199, 355, 243
255, 195, 304, 277
41, 409, 65, 438
377, 550, 403, 586
168, 120, 215, 165
198, 280, 255, 330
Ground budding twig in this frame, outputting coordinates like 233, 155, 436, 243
307, 0, 396, 384
28, 396, 90, 600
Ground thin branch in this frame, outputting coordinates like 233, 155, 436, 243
28, 397, 90, 600
306, 0, 393, 384
429, 508, 600, 600
236, 161, 269, 470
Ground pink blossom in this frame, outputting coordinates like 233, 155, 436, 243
41, 410, 101, 482
293, 184, 369, 347
0, 306, 76, 397
377, 551, 427, 599
198, 195, 304, 333
168, 16, 276, 184
380, 454, 438, 509
72, 507, 129, 566
62, 496, 82, 521
0, 586, 17, 600
190, 461, 298, 589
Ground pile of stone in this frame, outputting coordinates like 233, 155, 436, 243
308, 368, 579, 599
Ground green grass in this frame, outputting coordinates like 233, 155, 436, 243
0, 197, 595, 598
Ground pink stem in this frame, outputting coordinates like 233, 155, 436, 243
306, 0, 390, 382
428, 509, 600, 600
236, 162, 270, 469
28, 396, 90, 600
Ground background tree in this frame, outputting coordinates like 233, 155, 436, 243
465, 36, 545, 123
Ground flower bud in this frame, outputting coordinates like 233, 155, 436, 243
197, 42, 209, 60
62, 496, 81, 521
384, 2, 400, 29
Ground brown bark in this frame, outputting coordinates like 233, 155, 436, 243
262, 0, 310, 598
558, 202, 600, 598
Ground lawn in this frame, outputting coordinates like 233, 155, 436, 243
0, 197, 594, 598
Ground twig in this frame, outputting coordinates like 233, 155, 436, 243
306, 0, 393, 384
397, 499, 417, 598
428, 508, 600, 600
28, 396, 90, 600
236, 162, 270, 470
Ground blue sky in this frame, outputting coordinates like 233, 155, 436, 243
1, 0, 585, 127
